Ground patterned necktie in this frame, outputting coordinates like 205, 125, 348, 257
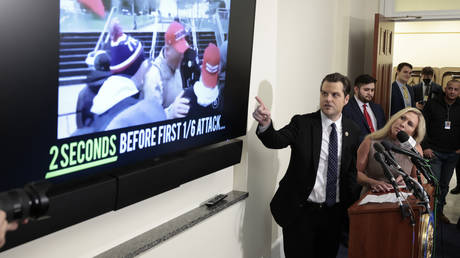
325, 123, 338, 206
362, 104, 375, 133
402, 85, 409, 100
424, 85, 431, 101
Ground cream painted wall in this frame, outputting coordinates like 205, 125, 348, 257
233, 0, 278, 257
393, 21, 460, 68
0, 0, 379, 257
348, 0, 380, 80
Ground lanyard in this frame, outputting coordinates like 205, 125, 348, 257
446, 103, 451, 121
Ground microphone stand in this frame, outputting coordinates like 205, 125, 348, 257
410, 157, 436, 186
374, 153, 414, 225
394, 170, 430, 214
375, 141, 428, 210
415, 169, 423, 185
381, 139, 437, 186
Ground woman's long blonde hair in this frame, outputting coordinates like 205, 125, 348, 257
365, 107, 426, 143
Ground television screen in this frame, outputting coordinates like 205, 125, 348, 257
0, 0, 254, 192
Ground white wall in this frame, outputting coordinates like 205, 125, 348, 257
393, 20, 460, 68
0, 0, 379, 257
348, 0, 381, 80
243, 0, 378, 257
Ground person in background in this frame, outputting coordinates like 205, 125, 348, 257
413, 66, 442, 110
342, 74, 387, 218
391, 62, 416, 116
343, 74, 386, 143
422, 79, 460, 224
180, 26, 200, 89
356, 107, 425, 195
253, 73, 360, 258
143, 21, 191, 119
76, 51, 112, 128
108, 20, 145, 77
72, 20, 148, 135
183, 43, 222, 117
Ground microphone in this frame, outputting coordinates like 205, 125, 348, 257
376, 141, 413, 188
381, 140, 422, 184
393, 169, 431, 212
396, 131, 422, 158
381, 140, 424, 162
382, 140, 435, 185
378, 141, 431, 212
374, 142, 402, 170
373, 152, 400, 195
374, 152, 412, 222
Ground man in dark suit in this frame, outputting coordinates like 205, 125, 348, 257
253, 73, 361, 258
413, 66, 442, 110
391, 62, 416, 116
343, 74, 386, 142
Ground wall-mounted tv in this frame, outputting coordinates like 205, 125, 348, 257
0, 0, 255, 248
1, 0, 254, 191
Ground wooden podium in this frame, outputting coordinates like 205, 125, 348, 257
348, 186, 434, 258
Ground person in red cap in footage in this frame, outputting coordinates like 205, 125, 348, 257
183, 43, 222, 117
143, 21, 191, 119
104, 21, 194, 130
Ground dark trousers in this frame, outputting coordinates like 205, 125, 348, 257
282, 203, 342, 258
430, 151, 459, 211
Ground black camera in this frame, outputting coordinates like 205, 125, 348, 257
0, 181, 51, 221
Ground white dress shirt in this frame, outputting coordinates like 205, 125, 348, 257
307, 111, 342, 203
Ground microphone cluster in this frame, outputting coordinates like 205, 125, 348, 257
373, 143, 412, 222
395, 131, 435, 185
372, 132, 432, 217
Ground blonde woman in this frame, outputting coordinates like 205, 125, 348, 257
357, 107, 426, 196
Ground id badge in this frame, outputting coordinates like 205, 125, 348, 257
423, 95, 428, 102
445, 121, 451, 130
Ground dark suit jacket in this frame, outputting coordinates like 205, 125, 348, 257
342, 97, 386, 142
413, 82, 442, 104
256, 111, 361, 227
390, 81, 415, 116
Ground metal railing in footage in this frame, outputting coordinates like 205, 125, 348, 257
85, 7, 117, 67
214, 8, 229, 47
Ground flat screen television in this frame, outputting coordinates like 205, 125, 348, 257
0, 0, 255, 247
1, 0, 254, 190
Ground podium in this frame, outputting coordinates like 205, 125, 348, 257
348, 186, 434, 258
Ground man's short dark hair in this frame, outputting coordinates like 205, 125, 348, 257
321, 72, 351, 96
421, 66, 434, 76
397, 62, 413, 72
354, 74, 377, 88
